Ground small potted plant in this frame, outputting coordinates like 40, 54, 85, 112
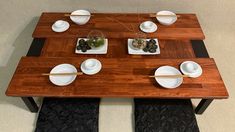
87, 30, 105, 49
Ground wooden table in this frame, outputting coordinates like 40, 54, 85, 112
7, 57, 227, 99
33, 13, 205, 39
5, 13, 228, 114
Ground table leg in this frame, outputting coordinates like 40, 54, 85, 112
191, 40, 210, 58
195, 99, 213, 114
21, 97, 39, 113
19, 39, 44, 113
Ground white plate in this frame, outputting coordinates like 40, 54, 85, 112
180, 61, 202, 78
127, 39, 160, 55
75, 38, 108, 54
154, 66, 183, 89
52, 21, 70, 32
80, 59, 102, 75
49, 64, 77, 86
140, 22, 157, 33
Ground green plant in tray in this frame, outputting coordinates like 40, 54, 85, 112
87, 37, 105, 48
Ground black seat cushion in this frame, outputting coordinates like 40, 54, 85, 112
35, 98, 100, 132
135, 99, 199, 132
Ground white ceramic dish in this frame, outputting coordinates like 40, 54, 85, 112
81, 59, 102, 75
154, 66, 183, 89
156, 11, 177, 26
75, 38, 108, 54
70, 10, 91, 25
140, 21, 157, 33
49, 64, 77, 86
127, 39, 160, 55
52, 20, 70, 32
180, 61, 202, 78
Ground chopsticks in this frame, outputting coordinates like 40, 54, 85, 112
64, 14, 94, 17
149, 14, 180, 18
149, 74, 189, 78
65, 13, 178, 18
42, 72, 83, 76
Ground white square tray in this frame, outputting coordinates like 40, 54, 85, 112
127, 38, 160, 55
75, 38, 108, 54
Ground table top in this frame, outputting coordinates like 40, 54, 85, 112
6, 57, 228, 99
6, 12, 229, 99
33, 13, 205, 39
41, 38, 195, 58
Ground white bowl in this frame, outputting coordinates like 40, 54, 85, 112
52, 20, 70, 32
140, 21, 158, 33
154, 66, 183, 89
49, 64, 77, 86
156, 11, 177, 26
54, 20, 66, 28
81, 59, 102, 75
70, 10, 91, 25
84, 59, 98, 70
180, 61, 203, 78
142, 21, 154, 29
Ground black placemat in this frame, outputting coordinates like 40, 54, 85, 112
135, 99, 200, 132
35, 98, 100, 132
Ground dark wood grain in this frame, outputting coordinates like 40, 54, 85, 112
41, 38, 195, 58
6, 57, 228, 99
33, 13, 205, 39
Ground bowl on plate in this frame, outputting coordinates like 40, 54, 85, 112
70, 10, 91, 25
52, 20, 70, 32
154, 66, 183, 89
81, 58, 102, 75
54, 20, 66, 28
140, 21, 158, 33
156, 11, 177, 26
84, 59, 98, 70
142, 21, 154, 29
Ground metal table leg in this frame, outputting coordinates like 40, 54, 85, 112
195, 99, 213, 114
21, 38, 45, 112
21, 97, 39, 113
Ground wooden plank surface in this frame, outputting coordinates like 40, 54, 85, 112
6, 57, 228, 99
41, 38, 195, 58
33, 13, 205, 39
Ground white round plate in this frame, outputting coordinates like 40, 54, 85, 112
180, 61, 202, 78
49, 64, 77, 86
52, 21, 70, 32
140, 22, 157, 33
154, 66, 183, 89
81, 59, 102, 75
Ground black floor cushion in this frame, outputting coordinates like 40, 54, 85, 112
135, 99, 200, 132
35, 98, 100, 132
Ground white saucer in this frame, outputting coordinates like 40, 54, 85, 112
180, 61, 202, 78
52, 21, 70, 32
154, 66, 183, 89
81, 59, 102, 75
140, 22, 157, 33
49, 64, 77, 86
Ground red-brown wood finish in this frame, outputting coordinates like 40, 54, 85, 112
33, 13, 205, 39
6, 57, 228, 99
41, 38, 195, 58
